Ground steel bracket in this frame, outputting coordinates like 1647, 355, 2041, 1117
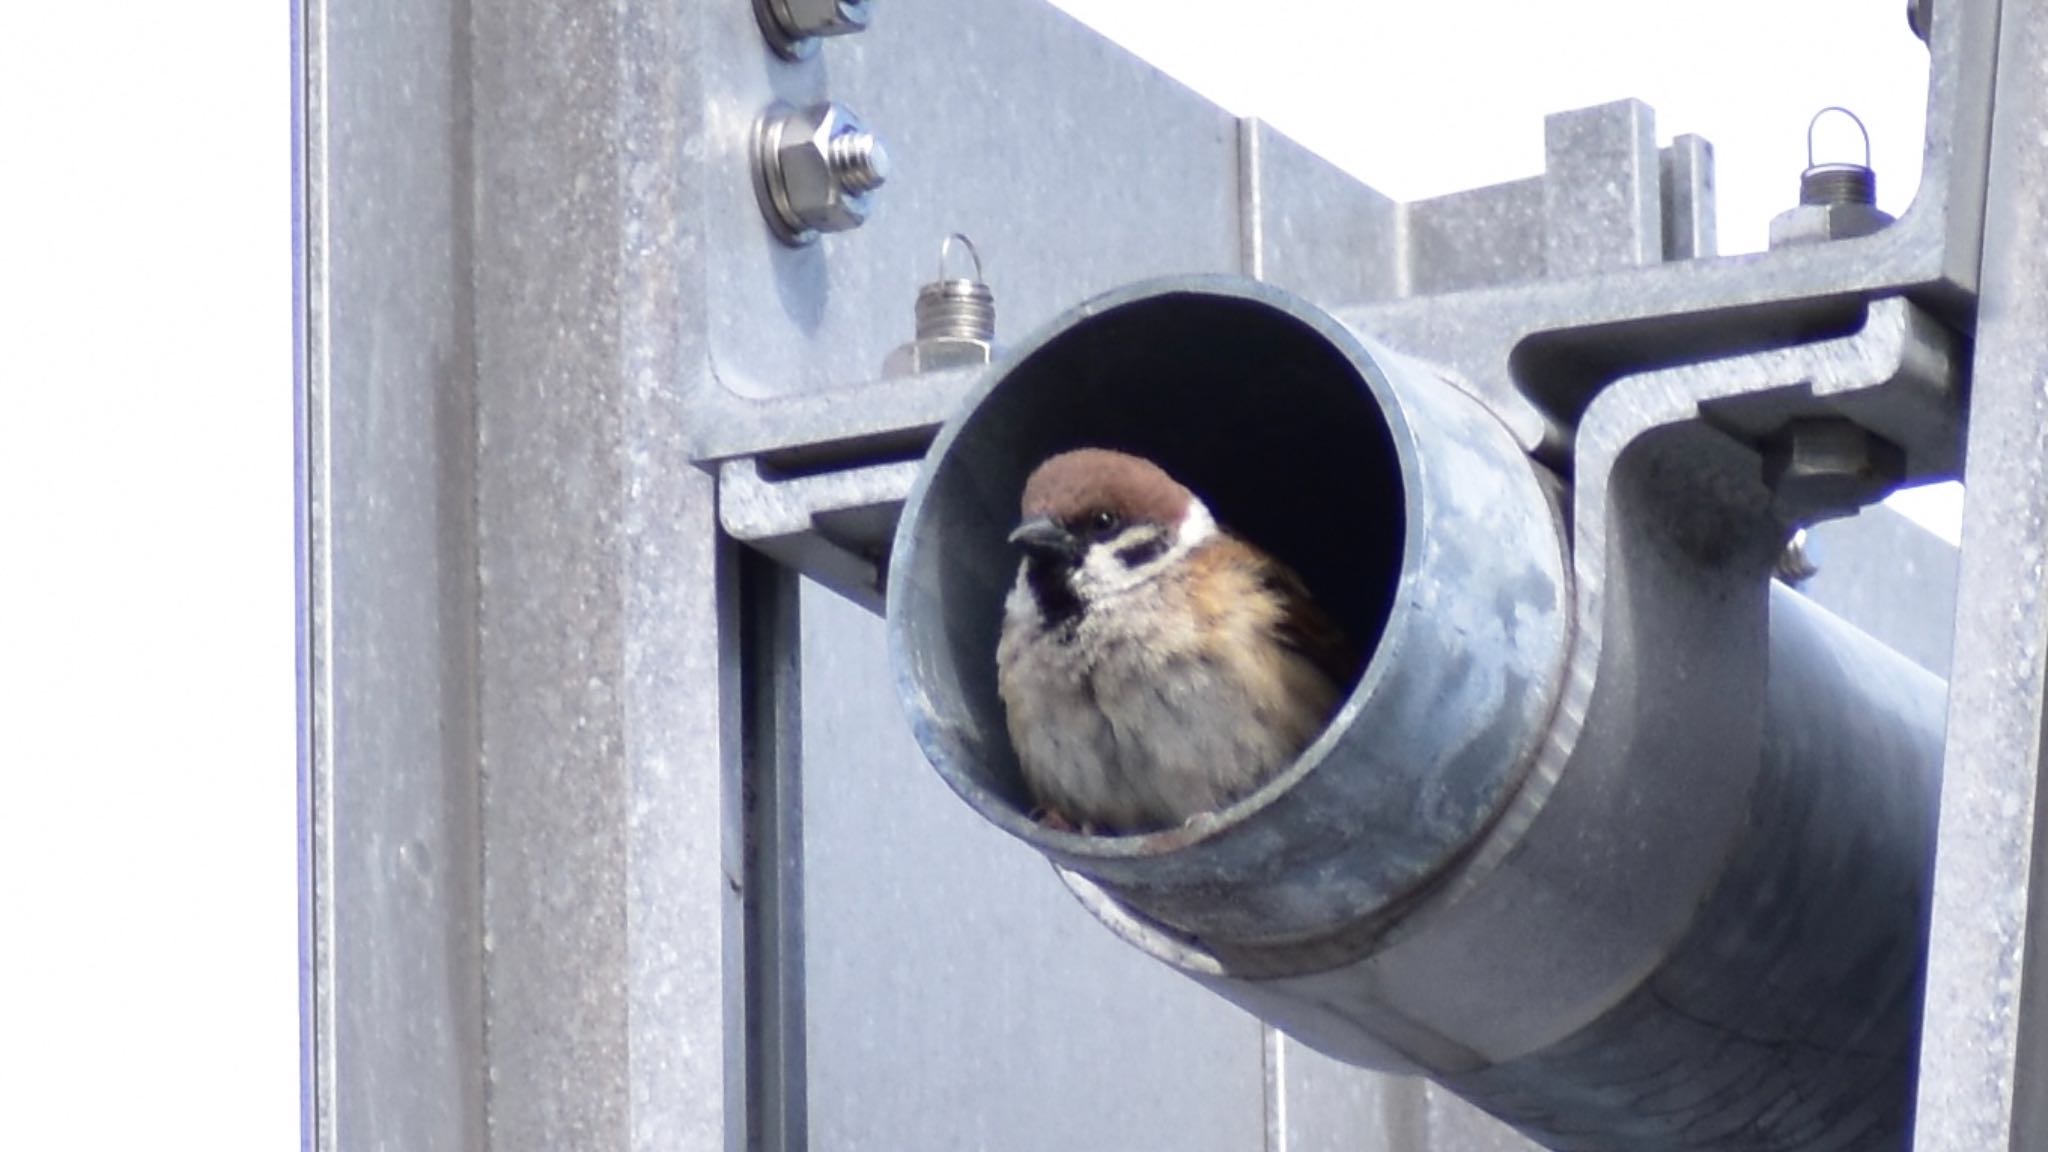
690, 0, 1989, 612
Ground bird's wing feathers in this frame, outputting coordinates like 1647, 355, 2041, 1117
1255, 559, 1357, 689
1190, 534, 1356, 690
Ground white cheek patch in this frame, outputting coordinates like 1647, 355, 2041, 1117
1069, 498, 1218, 599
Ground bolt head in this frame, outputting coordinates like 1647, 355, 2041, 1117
771, 103, 879, 238
1768, 201, 1894, 249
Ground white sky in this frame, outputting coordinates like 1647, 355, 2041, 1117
0, 3, 1964, 1148
0, 4, 299, 1149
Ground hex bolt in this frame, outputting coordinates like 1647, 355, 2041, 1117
884, 234, 998, 376
752, 101, 891, 246
1769, 107, 1894, 249
754, 0, 871, 60
1761, 417, 1907, 525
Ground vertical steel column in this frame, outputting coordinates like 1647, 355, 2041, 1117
1914, 0, 2048, 1147
303, 0, 488, 1148
468, 2, 743, 1149
741, 554, 808, 1152
309, 0, 747, 1148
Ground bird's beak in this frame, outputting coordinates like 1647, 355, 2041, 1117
1008, 516, 1082, 562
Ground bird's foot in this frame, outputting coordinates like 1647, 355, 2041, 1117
1033, 807, 1079, 834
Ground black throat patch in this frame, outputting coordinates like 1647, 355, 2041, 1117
1025, 555, 1085, 634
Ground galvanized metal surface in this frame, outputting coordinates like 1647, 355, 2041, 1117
801, 482, 1955, 1152
704, 4, 1603, 1146
1542, 99, 1664, 278
1913, 0, 2048, 1146
300, 0, 2030, 1147
1802, 498, 1959, 677
742, 556, 808, 1152
313, 1, 1336, 1149
702, 0, 1242, 402
306, 0, 487, 1148
892, 278, 1955, 1146
702, 0, 1991, 568
311, 0, 746, 1148
1441, 587, 1943, 1149
800, 582, 1271, 1151
1270, 501, 1956, 1152
467, 3, 742, 1150
1331, 0, 1987, 458
699, 98, 1740, 599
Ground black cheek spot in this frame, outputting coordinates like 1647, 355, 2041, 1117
1113, 534, 1170, 569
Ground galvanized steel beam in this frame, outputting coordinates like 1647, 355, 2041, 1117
1913, 0, 2048, 1146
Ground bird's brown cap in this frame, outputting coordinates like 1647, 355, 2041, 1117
1018, 448, 1194, 529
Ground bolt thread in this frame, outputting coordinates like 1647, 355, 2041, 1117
915, 280, 996, 342
1800, 163, 1877, 207
1776, 530, 1820, 584
830, 131, 888, 194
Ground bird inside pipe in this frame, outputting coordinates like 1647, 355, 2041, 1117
996, 447, 1355, 836
886, 279, 1413, 863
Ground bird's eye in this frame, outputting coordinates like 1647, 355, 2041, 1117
1087, 510, 1121, 536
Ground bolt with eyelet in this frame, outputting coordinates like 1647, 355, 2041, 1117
752, 101, 891, 246
884, 234, 998, 376
1769, 107, 1895, 249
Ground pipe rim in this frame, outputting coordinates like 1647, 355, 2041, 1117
886, 274, 1426, 866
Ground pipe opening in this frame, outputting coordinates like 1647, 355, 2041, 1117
891, 283, 1405, 836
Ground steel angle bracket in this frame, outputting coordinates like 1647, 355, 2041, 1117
1469, 297, 1964, 1013
1475, 298, 1964, 982
700, 366, 978, 610
689, 1, 1994, 612
1458, 291, 1966, 947
701, 290, 1973, 616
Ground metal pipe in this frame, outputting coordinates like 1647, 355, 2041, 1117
886, 277, 1943, 1150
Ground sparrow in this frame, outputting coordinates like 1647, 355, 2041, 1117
995, 448, 1354, 834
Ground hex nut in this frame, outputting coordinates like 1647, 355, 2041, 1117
775, 0, 870, 37
754, 102, 888, 245
1767, 202, 1893, 249
1762, 418, 1906, 524
882, 337, 995, 378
